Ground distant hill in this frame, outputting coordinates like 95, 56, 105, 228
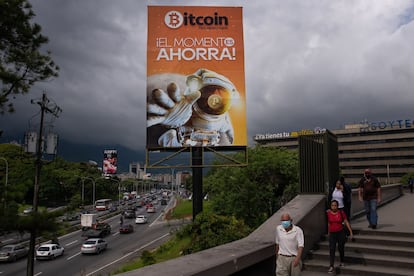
0, 133, 145, 173
57, 140, 146, 173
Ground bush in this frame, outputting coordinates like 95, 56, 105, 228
141, 250, 156, 266
179, 212, 251, 254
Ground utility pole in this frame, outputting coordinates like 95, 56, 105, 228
27, 93, 61, 276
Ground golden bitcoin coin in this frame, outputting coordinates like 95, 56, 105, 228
207, 94, 223, 110
197, 85, 231, 115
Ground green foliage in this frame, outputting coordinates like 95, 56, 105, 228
168, 199, 212, 219
178, 212, 251, 254
401, 172, 414, 186
141, 250, 156, 266
0, 143, 109, 235
0, 0, 59, 114
184, 175, 193, 191
204, 146, 299, 228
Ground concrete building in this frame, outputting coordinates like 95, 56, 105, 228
254, 118, 414, 185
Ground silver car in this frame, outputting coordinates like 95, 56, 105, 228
81, 238, 107, 254
0, 244, 28, 262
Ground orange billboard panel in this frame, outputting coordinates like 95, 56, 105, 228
146, 6, 247, 148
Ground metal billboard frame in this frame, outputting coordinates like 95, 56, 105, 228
146, 146, 248, 169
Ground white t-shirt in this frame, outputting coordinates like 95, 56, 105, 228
332, 188, 345, 208
275, 224, 304, 256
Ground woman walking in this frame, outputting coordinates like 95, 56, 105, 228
326, 199, 353, 273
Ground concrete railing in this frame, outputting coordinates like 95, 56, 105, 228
350, 183, 403, 219
120, 184, 402, 276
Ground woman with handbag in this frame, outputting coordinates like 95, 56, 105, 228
326, 199, 353, 273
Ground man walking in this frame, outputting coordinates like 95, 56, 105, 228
408, 176, 414, 193
275, 213, 304, 276
358, 169, 381, 229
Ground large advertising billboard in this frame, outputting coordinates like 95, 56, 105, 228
103, 149, 117, 174
147, 6, 247, 149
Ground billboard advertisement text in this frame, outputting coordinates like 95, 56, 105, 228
146, 6, 247, 149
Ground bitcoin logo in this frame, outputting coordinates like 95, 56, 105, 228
208, 94, 222, 109
164, 11, 183, 29
197, 85, 231, 115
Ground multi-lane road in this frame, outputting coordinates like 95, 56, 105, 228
0, 197, 182, 276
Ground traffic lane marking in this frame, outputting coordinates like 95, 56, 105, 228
64, 240, 78, 246
67, 251, 81, 260
86, 233, 170, 276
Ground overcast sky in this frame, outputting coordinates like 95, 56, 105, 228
2, 0, 414, 151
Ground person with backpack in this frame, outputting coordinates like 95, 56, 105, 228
328, 178, 351, 221
340, 176, 352, 221
326, 199, 353, 273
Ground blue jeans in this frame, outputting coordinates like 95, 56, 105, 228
364, 199, 378, 226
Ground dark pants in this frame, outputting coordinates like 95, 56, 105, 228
409, 184, 413, 193
329, 230, 346, 266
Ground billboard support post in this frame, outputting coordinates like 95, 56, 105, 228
192, 147, 203, 220
146, 6, 248, 220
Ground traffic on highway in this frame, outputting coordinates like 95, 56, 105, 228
0, 190, 180, 276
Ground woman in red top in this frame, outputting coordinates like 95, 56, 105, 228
326, 199, 353, 273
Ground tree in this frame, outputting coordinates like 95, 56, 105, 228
204, 146, 299, 228
179, 212, 251, 254
0, 0, 59, 114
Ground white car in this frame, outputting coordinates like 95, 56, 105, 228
135, 215, 148, 224
36, 244, 64, 260
23, 207, 33, 215
81, 238, 107, 254
146, 206, 156, 213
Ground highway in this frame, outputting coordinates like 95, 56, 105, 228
0, 197, 183, 276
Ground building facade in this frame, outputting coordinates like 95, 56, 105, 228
254, 119, 414, 185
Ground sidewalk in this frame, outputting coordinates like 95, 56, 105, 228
351, 191, 414, 233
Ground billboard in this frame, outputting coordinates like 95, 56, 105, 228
103, 149, 117, 174
147, 6, 247, 148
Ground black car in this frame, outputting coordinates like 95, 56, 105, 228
119, 224, 134, 234
124, 209, 136, 219
82, 223, 111, 238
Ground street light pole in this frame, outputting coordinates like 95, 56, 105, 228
171, 168, 175, 194
81, 177, 96, 207
81, 179, 85, 206
0, 157, 8, 208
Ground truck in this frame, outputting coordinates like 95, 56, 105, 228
81, 222, 111, 238
80, 214, 97, 231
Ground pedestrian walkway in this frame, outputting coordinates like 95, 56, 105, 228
302, 191, 414, 275
351, 191, 414, 233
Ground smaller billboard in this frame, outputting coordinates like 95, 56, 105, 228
103, 149, 118, 174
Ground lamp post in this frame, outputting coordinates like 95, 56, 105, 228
171, 168, 175, 194
161, 163, 183, 194
0, 157, 8, 208
81, 177, 96, 207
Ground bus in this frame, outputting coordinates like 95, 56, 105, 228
95, 199, 112, 211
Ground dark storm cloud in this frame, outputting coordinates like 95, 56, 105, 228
1, 0, 414, 150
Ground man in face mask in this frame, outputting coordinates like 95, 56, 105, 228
358, 168, 381, 229
275, 213, 304, 276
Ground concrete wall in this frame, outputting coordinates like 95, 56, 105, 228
120, 185, 402, 276
350, 183, 403, 219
